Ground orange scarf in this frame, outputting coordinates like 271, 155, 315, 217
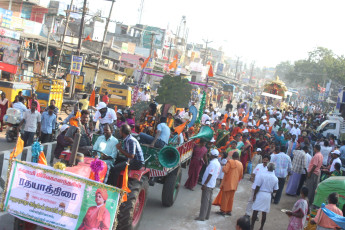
69, 111, 81, 127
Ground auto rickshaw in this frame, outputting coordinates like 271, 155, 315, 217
0, 80, 32, 106
99, 78, 132, 107
304, 176, 345, 230
31, 77, 64, 111
66, 73, 85, 92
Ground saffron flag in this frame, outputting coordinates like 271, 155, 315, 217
256, 120, 260, 127
269, 125, 273, 134
84, 35, 92, 41
242, 113, 249, 123
175, 121, 187, 135
208, 64, 214, 77
89, 89, 96, 106
10, 136, 24, 159
222, 113, 228, 123
38, 151, 47, 165
121, 163, 132, 202
141, 55, 151, 69
168, 56, 178, 70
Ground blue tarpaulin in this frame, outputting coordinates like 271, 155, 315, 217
321, 203, 345, 229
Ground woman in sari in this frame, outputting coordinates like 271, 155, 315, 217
0, 92, 8, 132
78, 188, 110, 230
138, 103, 157, 135
240, 134, 252, 174
184, 139, 208, 190
286, 187, 309, 230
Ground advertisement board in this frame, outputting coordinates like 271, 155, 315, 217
70, 55, 83, 76
2, 160, 123, 230
142, 26, 165, 49
0, 36, 20, 65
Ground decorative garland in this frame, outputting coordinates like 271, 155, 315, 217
196, 91, 206, 124
90, 158, 105, 182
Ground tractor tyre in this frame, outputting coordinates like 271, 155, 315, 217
161, 167, 182, 207
117, 176, 149, 230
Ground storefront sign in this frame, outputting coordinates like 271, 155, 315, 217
0, 28, 20, 40
0, 62, 17, 74
2, 160, 122, 230
0, 36, 21, 65
70, 55, 83, 76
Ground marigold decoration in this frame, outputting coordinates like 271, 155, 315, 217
90, 158, 105, 182
53, 162, 66, 171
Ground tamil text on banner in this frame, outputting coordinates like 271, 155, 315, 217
70, 55, 83, 76
2, 160, 123, 230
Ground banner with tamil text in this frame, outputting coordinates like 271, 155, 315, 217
2, 160, 123, 230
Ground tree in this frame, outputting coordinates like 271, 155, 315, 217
274, 61, 294, 82
155, 75, 193, 108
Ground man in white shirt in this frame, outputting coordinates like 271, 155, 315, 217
13, 96, 28, 118
251, 162, 279, 230
201, 109, 211, 125
245, 155, 270, 217
320, 140, 333, 166
18, 101, 41, 147
268, 115, 276, 127
93, 102, 117, 134
140, 89, 150, 102
329, 150, 342, 172
195, 149, 221, 221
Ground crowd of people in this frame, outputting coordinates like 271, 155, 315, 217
3, 85, 345, 230
184, 91, 345, 230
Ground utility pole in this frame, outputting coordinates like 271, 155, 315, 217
202, 39, 212, 66
138, 0, 145, 24
44, 15, 55, 76
91, 0, 116, 91
69, 0, 88, 98
8, 0, 12, 10
167, 42, 173, 63
250, 61, 255, 80
149, 33, 156, 57
234, 56, 240, 79
54, 0, 74, 78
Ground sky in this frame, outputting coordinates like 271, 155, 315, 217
74, 0, 345, 68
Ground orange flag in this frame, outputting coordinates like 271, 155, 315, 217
168, 55, 178, 70
38, 151, 47, 165
214, 227, 216, 230
175, 121, 187, 135
222, 113, 228, 123
83, 35, 92, 41
10, 136, 24, 159
208, 64, 214, 77
242, 113, 249, 123
256, 120, 260, 127
269, 125, 273, 134
121, 163, 131, 202
89, 89, 96, 106
141, 55, 151, 69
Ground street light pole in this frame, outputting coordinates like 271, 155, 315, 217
92, 0, 116, 91
54, 0, 74, 78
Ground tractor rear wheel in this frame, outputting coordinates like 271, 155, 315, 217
161, 167, 182, 207
117, 176, 149, 230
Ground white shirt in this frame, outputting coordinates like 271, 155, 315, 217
202, 158, 221, 188
140, 93, 150, 102
252, 163, 268, 189
258, 124, 266, 130
330, 157, 342, 172
13, 102, 28, 118
93, 108, 117, 124
320, 146, 332, 165
23, 110, 41, 132
255, 171, 279, 193
304, 153, 312, 174
201, 114, 211, 124
269, 117, 276, 127
63, 79, 67, 90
